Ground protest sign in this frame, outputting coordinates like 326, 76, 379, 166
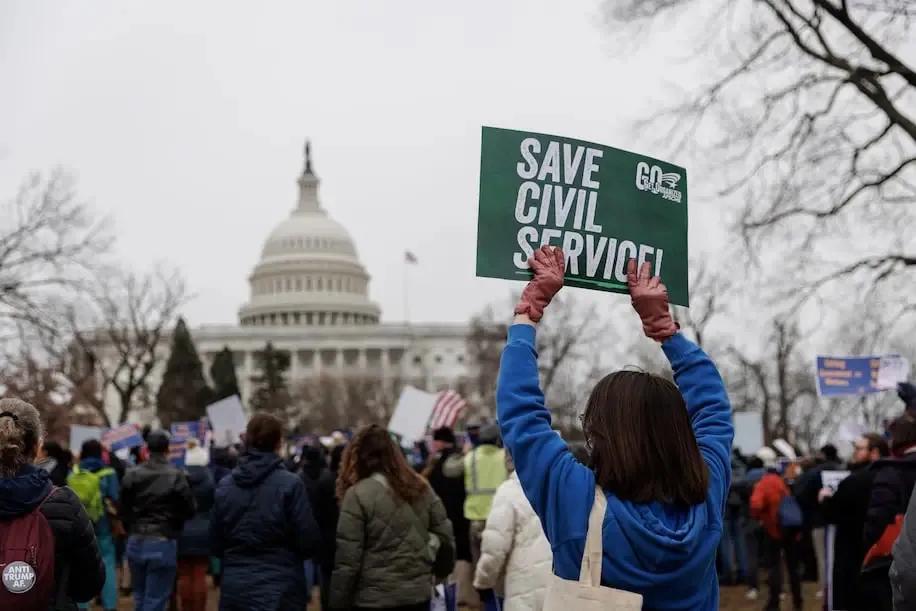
171, 419, 208, 444
168, 436, 187, 468
388, 386, 438, 443
102, 423, 144, 451
476, 126, 689, 305
206, 396, 247, 448
733, 412, 764, 455
877, 355, 910, 390
69, 425, 105, 453
821, 470, 850, 494
816, 355, 906, 397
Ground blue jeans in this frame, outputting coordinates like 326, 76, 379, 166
78, 532, 118, 610
127, 536, 178, 611
718, 514, 749, 580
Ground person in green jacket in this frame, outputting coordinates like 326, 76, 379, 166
330, 424, 455, 611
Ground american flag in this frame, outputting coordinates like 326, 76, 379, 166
428, 390, 467, 430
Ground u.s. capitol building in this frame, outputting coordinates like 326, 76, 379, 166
102, 144, 480, 425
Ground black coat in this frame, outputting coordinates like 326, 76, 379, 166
300, 452, 338, 570
0, 464, 105, 611
865, 453, 916, 551
179, 465, 215, 558
121, 455, 196, 539
211, 450, 321, 611
428, 446, 471, 561
822, 463, 875, 611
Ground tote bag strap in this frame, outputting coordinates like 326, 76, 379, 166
578, 485, 607, 586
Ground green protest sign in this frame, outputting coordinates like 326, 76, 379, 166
476, 126, 689, 306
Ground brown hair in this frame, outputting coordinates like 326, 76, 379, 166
0, 398, 43, 477
863, 432, 890, 458
246, 413, 284, 452
581, 371, 709, 506
336, 424, 428, 503
890, 414, 916, 456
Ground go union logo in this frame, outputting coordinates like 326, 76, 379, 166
635, 161, 682, 203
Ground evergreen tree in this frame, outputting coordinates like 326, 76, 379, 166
210, 346, 241, 401
156, 317, 214, 427
250, 341, 292, 415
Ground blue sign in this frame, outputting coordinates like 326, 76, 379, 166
102, 424, 144, 451
816, 356, 881, 397
168, 435, 188, 468
170, 419, 208, 444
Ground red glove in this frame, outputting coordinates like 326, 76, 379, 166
627, 259, 678, 341
514, 246, 566, 322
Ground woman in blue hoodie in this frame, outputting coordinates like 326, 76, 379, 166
497, 247, 733, 610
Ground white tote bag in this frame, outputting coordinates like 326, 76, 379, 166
543, 486, 643, 610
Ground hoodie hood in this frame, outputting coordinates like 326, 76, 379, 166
231, 450, 284, 488
80, 456, 107, 472
0, 464, 52, 520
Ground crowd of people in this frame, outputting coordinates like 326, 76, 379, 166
0, 248, 914, 611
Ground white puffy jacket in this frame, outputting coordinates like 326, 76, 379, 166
473, 472, 552, 611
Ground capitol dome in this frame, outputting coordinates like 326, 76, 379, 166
238, 142, 381, 327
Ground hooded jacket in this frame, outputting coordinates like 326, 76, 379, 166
497, 327, 733, 611
750, 471, 790, 540
211, 450, 321, 611
473, 471, 552, 611
0, 464, 105, 611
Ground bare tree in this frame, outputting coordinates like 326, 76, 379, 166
608, 1, 915, 295
727, 317, 817, 447
0, 171, 110, 336
291, 373, 401, 433
71, 266, 189, 424
466, 294, 612, 435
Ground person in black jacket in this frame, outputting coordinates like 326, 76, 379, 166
300, 444, 338, 611
121, 430, 196, 611
862, 413, 916, 611
425, 427, 471, 564
0, 398, 105, 610
820, 433, 889, 611
211, 413, 320, 611
35, 440, 72, 487
178, 438, 215, 611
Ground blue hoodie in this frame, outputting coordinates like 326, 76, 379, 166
497, 325, 733, 611
0, 464, 53, 519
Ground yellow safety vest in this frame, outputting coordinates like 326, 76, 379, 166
463, 445, 507, 521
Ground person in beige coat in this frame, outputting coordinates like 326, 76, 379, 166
473, 454, 552, 611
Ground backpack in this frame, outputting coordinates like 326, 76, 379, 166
67, 466, 113, 523
0, 488, 57, 610
778, 494, 804, 530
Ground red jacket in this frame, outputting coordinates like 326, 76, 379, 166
751, 472, 789, 540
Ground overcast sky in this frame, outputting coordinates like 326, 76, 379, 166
0, 0, 710, 328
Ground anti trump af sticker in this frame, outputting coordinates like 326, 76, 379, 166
2, 561, 37, 593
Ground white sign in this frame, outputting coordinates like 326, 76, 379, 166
69, 425, 105, 454
206, 395, 247, 448
877, 355, 910, 390
733, 412, 764, 455
821, 470, 850, 493
388, 386, 438, 444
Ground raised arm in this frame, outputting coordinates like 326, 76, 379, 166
628, 257, 733, 507
661, 335, 733, 508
